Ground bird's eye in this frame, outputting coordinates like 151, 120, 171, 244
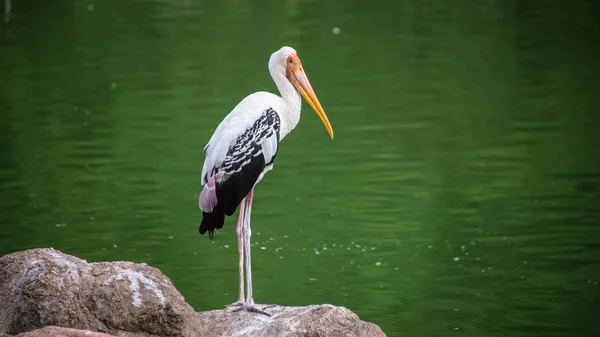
288, 59, 294, 64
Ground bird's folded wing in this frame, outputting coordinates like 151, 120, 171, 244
201, 106, 281, 186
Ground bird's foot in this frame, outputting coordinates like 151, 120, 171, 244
225, 300, 245, 308
245, 303, 274, 317
232, 302, 275, 317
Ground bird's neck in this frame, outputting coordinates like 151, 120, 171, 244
272, 72, 301, 138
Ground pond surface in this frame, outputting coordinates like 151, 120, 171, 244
1, 1, 599, 336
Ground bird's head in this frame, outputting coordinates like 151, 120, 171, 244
269, 46, 334, 139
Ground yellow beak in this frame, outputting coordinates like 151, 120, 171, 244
289, 68, 334, 139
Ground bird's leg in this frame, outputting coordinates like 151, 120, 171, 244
236, 198, 246, 304
226, 197, 246, 308
242, 187, 272, 316
244, 188, 255, 307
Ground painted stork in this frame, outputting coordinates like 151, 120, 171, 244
198, 46, 334, 315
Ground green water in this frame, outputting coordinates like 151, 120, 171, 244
1, 1, 599, 336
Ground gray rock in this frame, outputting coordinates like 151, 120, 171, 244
197, 304, 386, 337
0, 248, 203, 337
15, 326, 116, 337
1, 248, 386, 337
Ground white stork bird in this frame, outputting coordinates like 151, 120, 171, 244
198, 46, 334, 315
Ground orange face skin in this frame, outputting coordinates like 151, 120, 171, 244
286, 54, 302, 79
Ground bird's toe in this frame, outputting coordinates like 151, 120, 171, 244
225, 301, 245, 309
244, 303, 274, 317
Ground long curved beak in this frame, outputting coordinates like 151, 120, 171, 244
289, 69, 334, 139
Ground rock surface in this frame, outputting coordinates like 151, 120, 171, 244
198, 304, 386, 337
1, 248, 386, 337
15, 326, 116, 337
0, 248, 203, 337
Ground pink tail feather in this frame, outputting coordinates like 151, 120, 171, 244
199, 174, 219, 212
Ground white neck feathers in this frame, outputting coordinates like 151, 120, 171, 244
268, 47, 302, 138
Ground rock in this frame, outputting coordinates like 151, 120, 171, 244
197, 304, 386, 337
15, 326, 116, 337
1, 248, 387, 337
0, 248, 203, 337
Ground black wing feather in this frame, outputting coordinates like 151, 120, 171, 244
199, 108, 280, 238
